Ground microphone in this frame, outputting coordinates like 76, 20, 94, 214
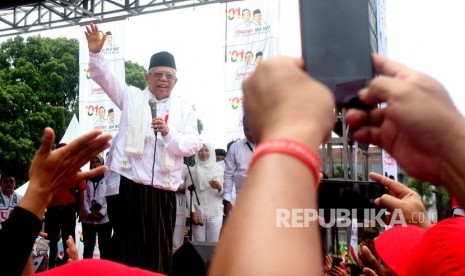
149, 98, 158, 135
148, 98, 157, 119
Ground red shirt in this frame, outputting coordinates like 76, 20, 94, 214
47, 180, 86, 208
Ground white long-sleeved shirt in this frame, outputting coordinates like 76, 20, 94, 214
0, 191, 22, 230
175, 165, 189, 219
223, 139, 255, 202
89, 52, 202, 191
82, 177, 109, 225
104, 169, 121, 197
185, 164, 224, 218
104, 131, 121, 197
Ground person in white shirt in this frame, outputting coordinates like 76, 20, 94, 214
255, 51, 263, 66
85, 23, 202, 273
233, 51, 255, 90
252, 9, 266, 26
103, 137, 122, 262
234, 8, 253, 35
0, 173, 22, 230
107, 108, 119, 135
93, 106, 109, 133
82, 155, 112, 260
215, 148, 226, 169
186, 143, 224, 242
172, 163, 188, 253
222, 115, 255, 217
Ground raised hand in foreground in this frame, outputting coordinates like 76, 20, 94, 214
20, 127, 112, 221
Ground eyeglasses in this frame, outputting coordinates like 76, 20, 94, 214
2, 178, 15, 185
148, 72, 176, 80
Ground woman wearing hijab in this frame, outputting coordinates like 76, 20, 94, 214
186, 143, 224, 242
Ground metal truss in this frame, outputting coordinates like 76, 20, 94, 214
0, 0, 233, 38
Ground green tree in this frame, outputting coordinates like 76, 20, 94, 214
191, 106, 204, 135
407, 177, 451, 221
333, 165, 345, 179
125, 60, 146, 90
0, 36, 79, 184
407, 178, 434, 209
434, 185, 451, 221
0, 35, 203, 185
331, 165, 361, 180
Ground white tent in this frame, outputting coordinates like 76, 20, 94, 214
59, 114, 80, 145
15, 114, 80, 196
14, 179, 28, 196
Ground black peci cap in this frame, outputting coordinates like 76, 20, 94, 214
148, 51, 176, 71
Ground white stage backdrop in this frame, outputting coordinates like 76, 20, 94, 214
224, 0, 281, 142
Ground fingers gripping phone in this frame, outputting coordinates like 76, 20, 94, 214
299, 0, 377, 110
318, 179, 386, 222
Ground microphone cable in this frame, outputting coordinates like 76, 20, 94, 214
148, 98, 158, 187
151, 131, 158, 187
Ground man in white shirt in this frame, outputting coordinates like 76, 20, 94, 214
234, 8, 253, 35
85, 23, 202, 273
172, 163, 188, 253
93, 106, 109, 133
252, 9, 266, 26
222, 115, 255, 217
103, 136, 122, 262
0, 174, 22, 230
215, 148, 226, 169
234, 51, 255, 90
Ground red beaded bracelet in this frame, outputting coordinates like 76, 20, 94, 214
249, 138, 321, 185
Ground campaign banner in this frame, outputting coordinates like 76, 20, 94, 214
348, 218, 359, 265
79, 21, 125, 139
224, 0, 280, 141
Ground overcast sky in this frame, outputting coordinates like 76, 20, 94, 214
386, 0, 465, 114
2, 0, 464, 149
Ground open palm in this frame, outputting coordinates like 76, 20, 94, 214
85, 23, 106, 53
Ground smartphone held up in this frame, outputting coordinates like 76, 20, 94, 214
299, 0, 377, 110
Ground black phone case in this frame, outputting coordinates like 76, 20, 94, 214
299, 0, 376, 110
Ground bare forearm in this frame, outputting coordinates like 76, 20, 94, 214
439, 119, 465, 208
210, 154, 322, 275
18, 182, 52, 220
